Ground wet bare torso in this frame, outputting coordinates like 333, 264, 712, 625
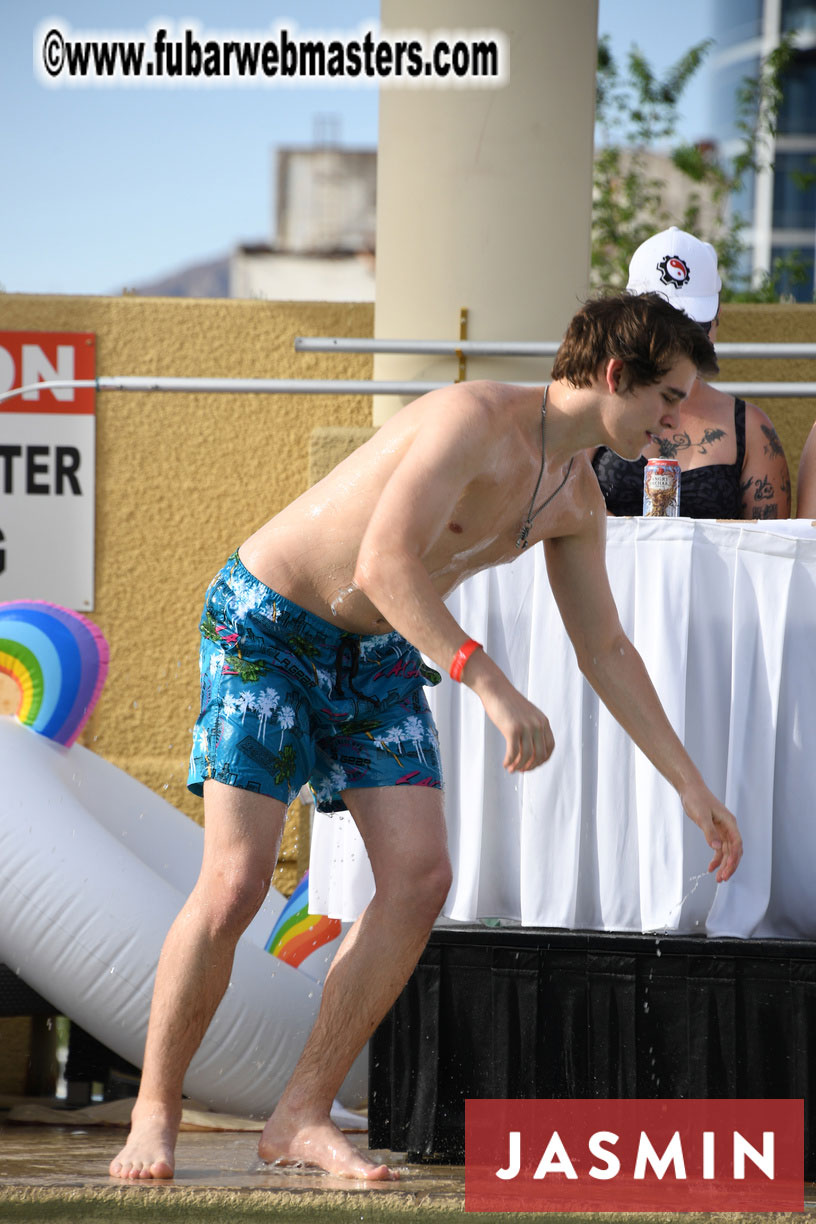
239, 382, 596, 636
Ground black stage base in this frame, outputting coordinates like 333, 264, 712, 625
369, 926, 816, 1176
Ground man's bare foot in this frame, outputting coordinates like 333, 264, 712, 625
109, 1105, 180, 1180
259, 1106, 398, 1180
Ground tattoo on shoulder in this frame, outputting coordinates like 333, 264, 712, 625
657, 432, 689, 459
657, 427, 726, 459
752, 504, 779, 519
699, 427, 726, 453
761, 423, 783, 457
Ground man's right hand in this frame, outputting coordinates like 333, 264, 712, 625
463, 652, 554, 772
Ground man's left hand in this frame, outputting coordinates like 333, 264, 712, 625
681, 783, 743, 883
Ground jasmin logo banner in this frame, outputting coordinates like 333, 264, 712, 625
465, 1098, 803, 1213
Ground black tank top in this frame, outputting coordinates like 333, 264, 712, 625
592, 399, 747, 518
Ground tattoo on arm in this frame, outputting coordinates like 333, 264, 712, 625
750, 473, 780, 517
761, 423, 784, 458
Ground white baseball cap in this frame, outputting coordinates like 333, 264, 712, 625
626, 226, 722, 324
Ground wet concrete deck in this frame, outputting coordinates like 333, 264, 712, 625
0, 1118, 468, 1221
2, 1115, 816, 1223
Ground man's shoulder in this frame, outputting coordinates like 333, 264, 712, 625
444, 378, 532, 410
422, 380, 539, 435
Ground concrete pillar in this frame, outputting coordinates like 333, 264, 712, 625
373, 0, 599, 422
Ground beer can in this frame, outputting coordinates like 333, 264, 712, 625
643, 458, 680, 516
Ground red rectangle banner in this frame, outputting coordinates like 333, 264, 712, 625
0, 331, 95, 414
465, 1098, 803, 1212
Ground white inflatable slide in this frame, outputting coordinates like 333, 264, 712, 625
0, 600, 364, 1117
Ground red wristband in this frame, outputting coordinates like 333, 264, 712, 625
450, 638, 482, 682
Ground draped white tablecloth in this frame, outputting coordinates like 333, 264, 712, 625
309, 518, 816, 938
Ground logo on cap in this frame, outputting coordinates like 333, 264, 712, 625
657, 254, 691, 289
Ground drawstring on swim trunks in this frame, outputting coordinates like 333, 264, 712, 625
332, 636, 377, 705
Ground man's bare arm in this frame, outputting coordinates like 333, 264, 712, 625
544, 494, 742, 882
354, 386, 553, 772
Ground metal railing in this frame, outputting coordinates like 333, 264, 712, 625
295, 336, 816, 361
0, 377, 449, 404
0, 337, 814, 406
2, 375, 815, 404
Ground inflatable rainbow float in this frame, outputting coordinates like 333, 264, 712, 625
0, 600, 362, 1117
0, 600, 108, 745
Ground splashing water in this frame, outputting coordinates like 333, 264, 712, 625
650, 871, 710, 931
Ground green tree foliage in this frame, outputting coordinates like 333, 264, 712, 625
592, 33, 805, 301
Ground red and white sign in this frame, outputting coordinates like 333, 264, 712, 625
465, 1098, 804, 1213
0, 331, 96, 609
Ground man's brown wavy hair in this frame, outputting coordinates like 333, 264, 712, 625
552, 292, 719, 391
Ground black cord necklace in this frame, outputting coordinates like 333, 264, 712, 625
515, 387, 575, 550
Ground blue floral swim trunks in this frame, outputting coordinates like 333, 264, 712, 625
187, 552, 444, 813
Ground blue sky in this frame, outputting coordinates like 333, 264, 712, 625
1, 1, 716, 296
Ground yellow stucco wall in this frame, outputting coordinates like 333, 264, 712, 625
0, 294, 373, 893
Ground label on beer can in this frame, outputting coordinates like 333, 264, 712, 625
643, 458, 680, 516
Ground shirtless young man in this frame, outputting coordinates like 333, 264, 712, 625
110, 292, 742, 1183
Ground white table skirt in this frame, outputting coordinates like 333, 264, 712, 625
309, 519, 816, 938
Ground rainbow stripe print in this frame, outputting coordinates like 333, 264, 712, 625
0, 600, 109, 747
265, 871, 341, 968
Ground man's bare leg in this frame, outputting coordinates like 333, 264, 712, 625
259, 785, 451, 1179
110, 781, 285, 1179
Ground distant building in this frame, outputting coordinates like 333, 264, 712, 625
230, 244, 375, 302
128, 139, 376, 301
711, 0, 816, 300
229, 145, 377, 301
274, 146, 376, 254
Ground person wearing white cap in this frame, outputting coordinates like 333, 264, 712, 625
592, 227, 791, 519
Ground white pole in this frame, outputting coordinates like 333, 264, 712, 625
373, 0, 599, 421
